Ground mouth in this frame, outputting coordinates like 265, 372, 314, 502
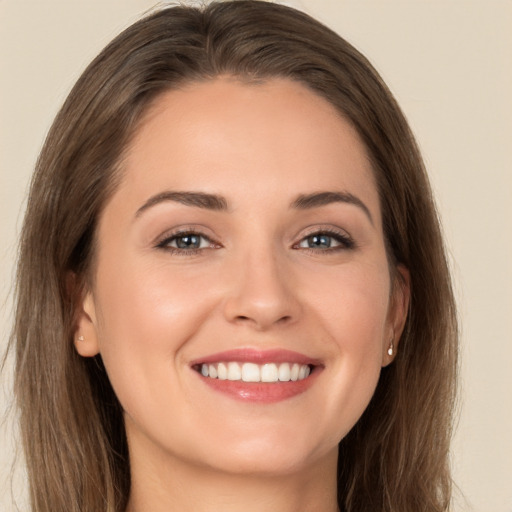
193, 361, 313, 382
190, 348, 321, 403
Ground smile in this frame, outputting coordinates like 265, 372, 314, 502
190, 349, 321, 403
197, 362, 312, 382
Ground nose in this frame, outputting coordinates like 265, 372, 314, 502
222, 249, 302, 331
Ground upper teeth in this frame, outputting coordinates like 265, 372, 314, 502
199, 362, 311, 383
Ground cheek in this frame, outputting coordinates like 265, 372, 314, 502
313, 261, 391, 347
90, 254, 219, 409
336, 267, 390, 376
94, 255, 211, 348
308, 263, 390, 434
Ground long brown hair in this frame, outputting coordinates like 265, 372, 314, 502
10, 1, 458, 511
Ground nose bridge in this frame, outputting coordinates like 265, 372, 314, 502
223, 238, 300, 329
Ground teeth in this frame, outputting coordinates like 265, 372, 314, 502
278, 362, 291, 381
290, 363, 300, 381
217, 362, 227, 380
227, 362, 241, 381
198, 362, 312, 382
241, 362, 260, 382
261, 363, 278, 382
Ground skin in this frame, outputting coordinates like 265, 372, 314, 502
76, 77, 409, 512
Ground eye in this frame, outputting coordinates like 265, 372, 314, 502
296, 230, 354, 251
156, 230, 218, 253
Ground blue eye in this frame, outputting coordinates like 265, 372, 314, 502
301, 234, 334, 249
297, 231, 354, 251
173, 234, 203, 249
157, 232, 214, 252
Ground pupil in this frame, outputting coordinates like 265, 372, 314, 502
176, 235, 199, 249
309, 234, 331, 248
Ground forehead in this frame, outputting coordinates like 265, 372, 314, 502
117, 77, 380, 218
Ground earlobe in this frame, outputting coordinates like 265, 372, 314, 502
382, 335, 395, 367
382, 265, 411, 366
74, 290, 101, 357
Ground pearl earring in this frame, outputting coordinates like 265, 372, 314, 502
387, 339, 394, 356
77, 335, 84, 341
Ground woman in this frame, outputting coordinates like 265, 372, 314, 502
11, 1, 457, 511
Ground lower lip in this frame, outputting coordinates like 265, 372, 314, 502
197, 370, 320, 403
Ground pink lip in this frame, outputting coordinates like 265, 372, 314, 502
190, 348, 323, 404
190, 348, 322, 366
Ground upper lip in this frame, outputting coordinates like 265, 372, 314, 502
190, 348, 322, 367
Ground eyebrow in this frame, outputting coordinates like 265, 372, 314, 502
135, 191, 229, 217
292, 191, 374, 225
135, 189, 373, 224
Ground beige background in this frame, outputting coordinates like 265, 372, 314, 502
1, 1, 511, 511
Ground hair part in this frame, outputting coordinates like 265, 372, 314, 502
10, 2, 457, 511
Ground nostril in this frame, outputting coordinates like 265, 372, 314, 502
234, 314, 292, 326
224, 291, 301, 330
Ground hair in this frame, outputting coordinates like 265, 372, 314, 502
9, 1, 458, 511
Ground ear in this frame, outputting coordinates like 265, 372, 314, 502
68, 273, 100, 358
382, 264, 410, 367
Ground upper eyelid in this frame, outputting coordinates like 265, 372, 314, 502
293, 226, 356, 251
153, 224, 354, 248
159, 232, 212, 244
154, 226, 219, 246
297, 233, 351, 246
294, 225, 353, 241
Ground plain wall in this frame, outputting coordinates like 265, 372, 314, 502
1, 1, 511, 511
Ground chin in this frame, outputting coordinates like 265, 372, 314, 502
191, 428, 336, 478
207, 448, 319, 477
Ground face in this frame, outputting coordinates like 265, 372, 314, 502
76, 77, 408, 478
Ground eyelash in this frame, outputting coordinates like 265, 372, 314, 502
155, 229, 220, 256
293, 228, 355, 252
155, 228, 355, 255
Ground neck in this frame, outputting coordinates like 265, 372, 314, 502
125, 436, 339, 512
